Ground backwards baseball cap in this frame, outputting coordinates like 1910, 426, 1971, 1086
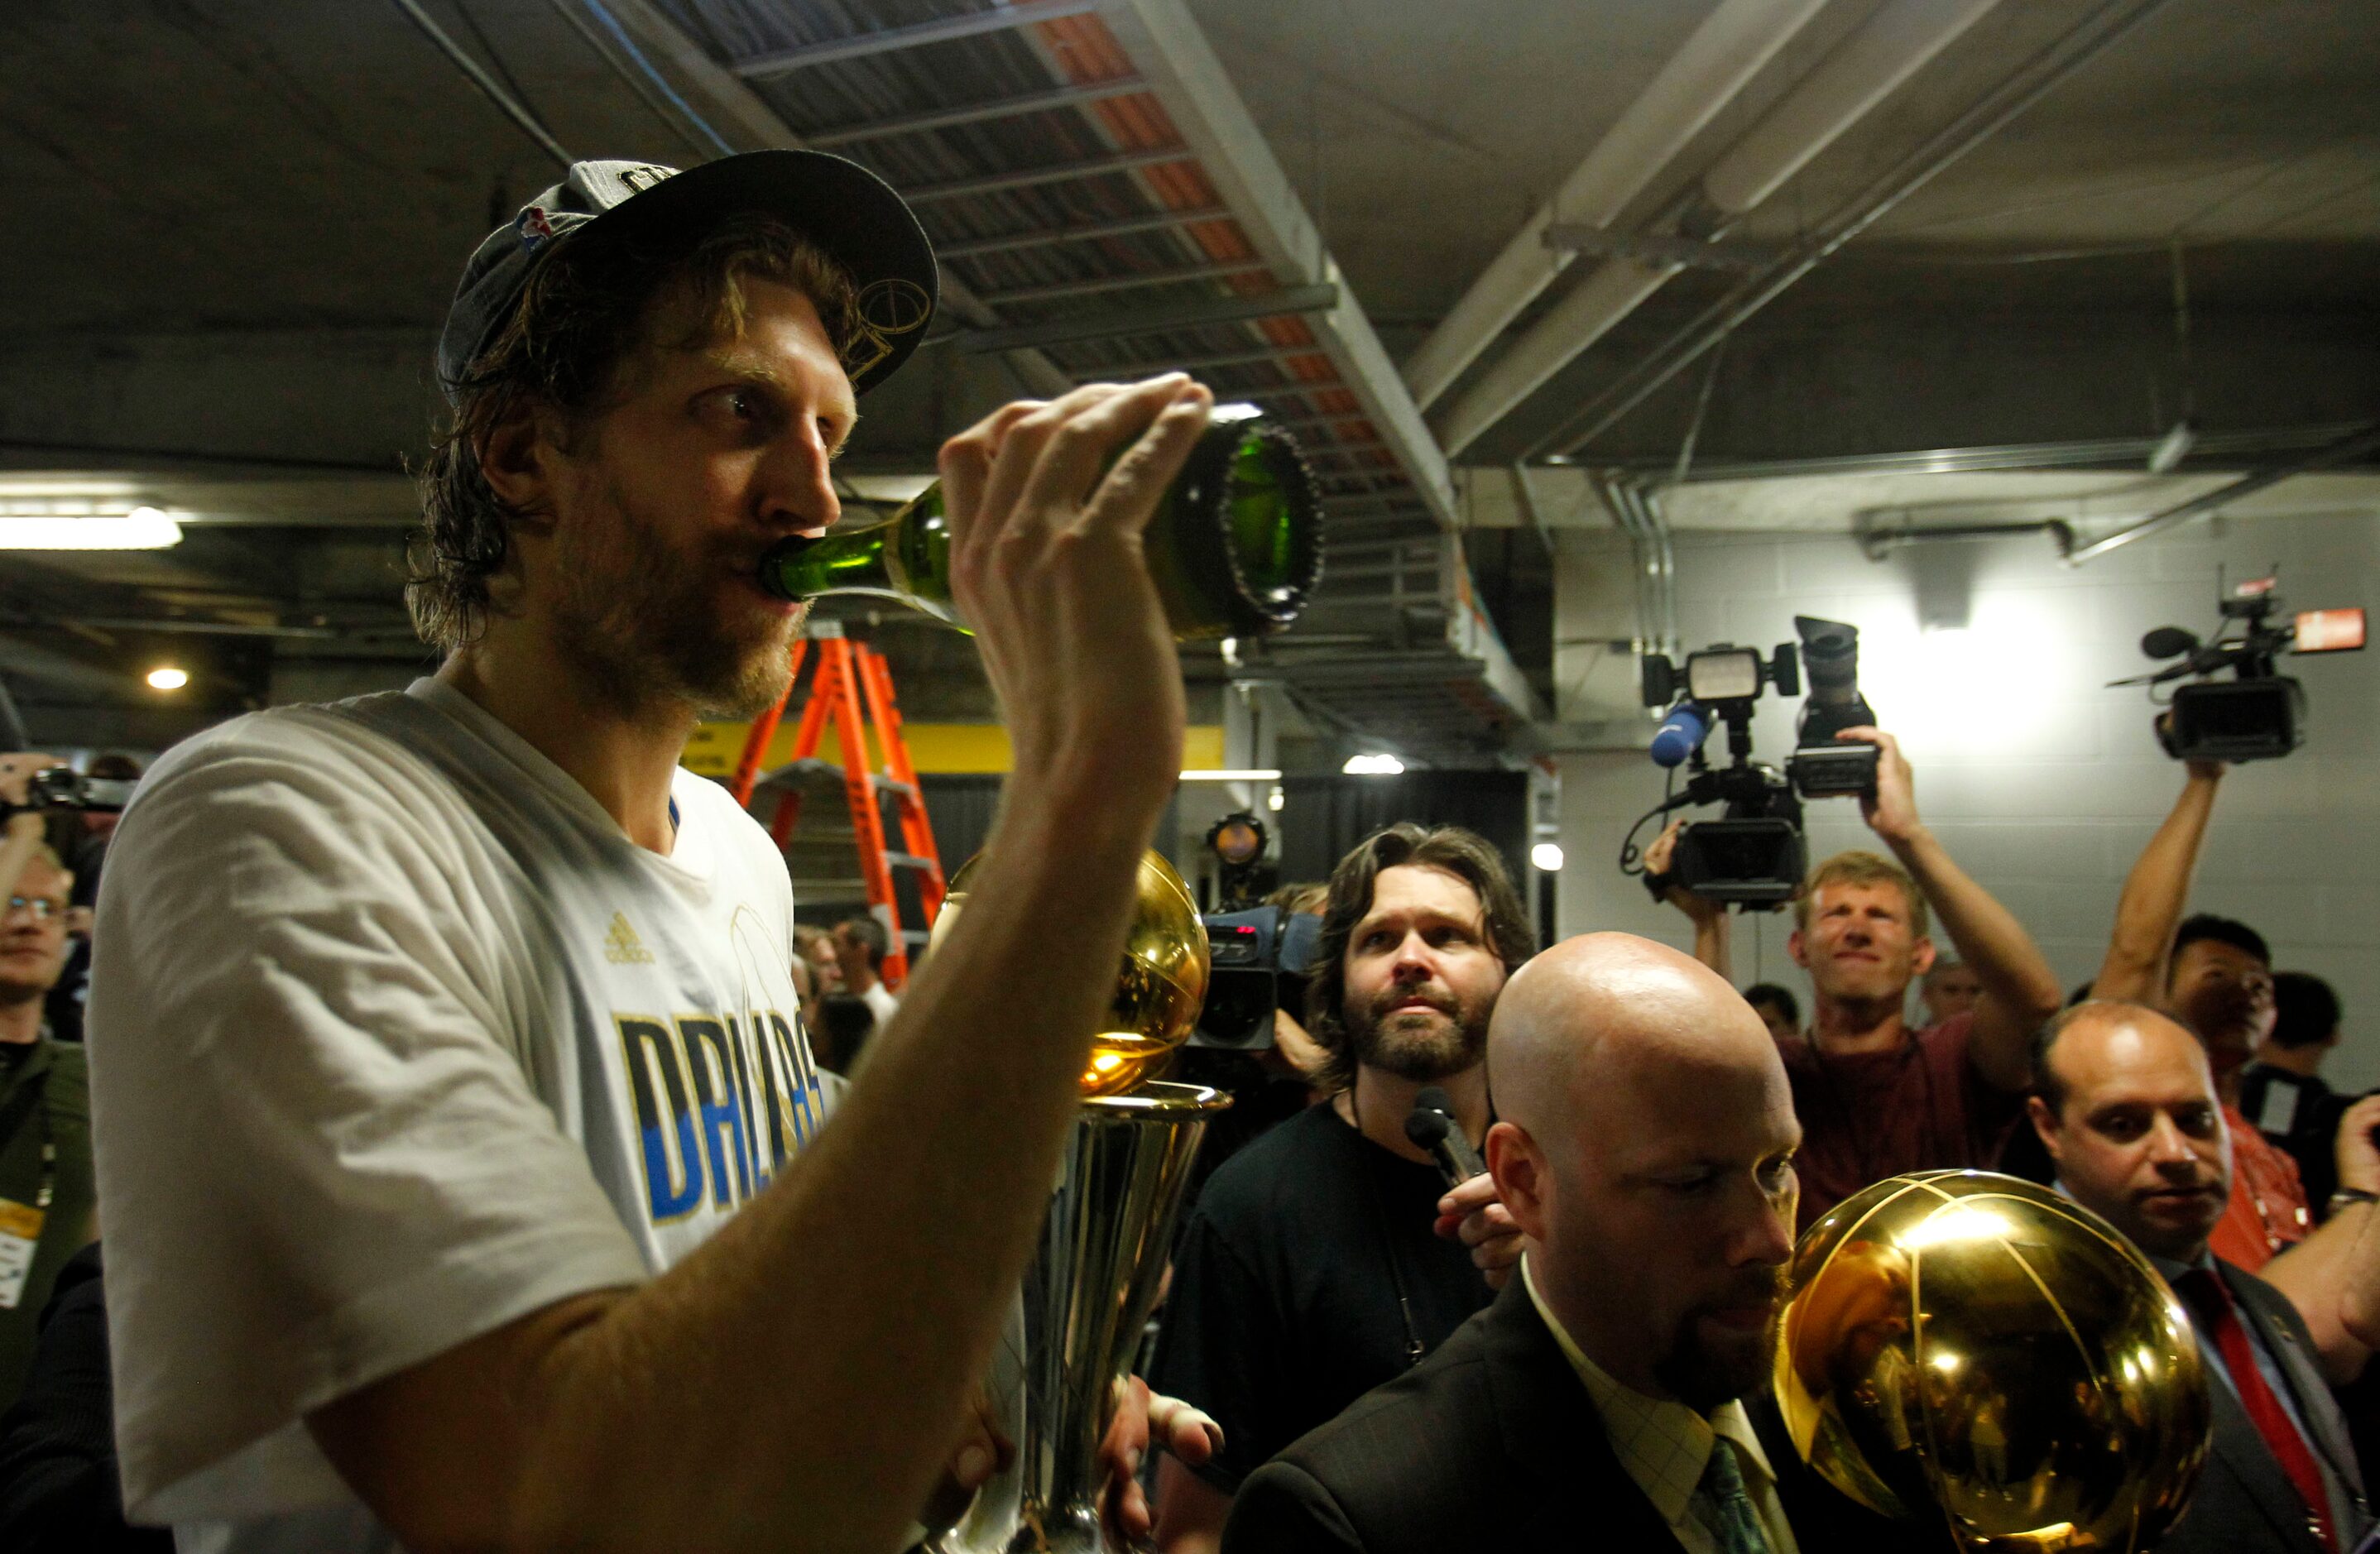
436, 149, 938, 404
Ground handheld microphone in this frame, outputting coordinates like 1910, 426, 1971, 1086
1404, 1086, 1486, 1189
1649, 701, 1713, 769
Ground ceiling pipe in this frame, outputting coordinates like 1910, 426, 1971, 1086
2064, 420, 2380, 565
1400, 0, 1832, 412
1525, 0, 2181, 463
1438, 0, 2013, 458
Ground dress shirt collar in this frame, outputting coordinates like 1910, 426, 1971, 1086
1519, 1253, 1780, 1530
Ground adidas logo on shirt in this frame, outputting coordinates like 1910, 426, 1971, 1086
604, 913, 656, 965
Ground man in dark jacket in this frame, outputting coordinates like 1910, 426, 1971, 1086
2031, 1000, 2373, 1554
1223, 933, 1913, 1553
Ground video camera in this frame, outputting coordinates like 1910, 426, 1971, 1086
1190, 903, 1322, 1048
2113, 574, 2364, 762
1628, 616, 1881, 907
2, 766, 136, 818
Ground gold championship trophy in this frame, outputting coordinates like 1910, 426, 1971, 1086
1775, 1171, 2213, 1552
927, 851, 1229, 1554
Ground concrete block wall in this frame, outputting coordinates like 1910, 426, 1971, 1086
1553, 509, 2380, 1091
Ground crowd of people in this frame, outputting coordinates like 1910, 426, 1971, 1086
0, 146, 2372, 1554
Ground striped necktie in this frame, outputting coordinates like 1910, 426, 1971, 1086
1696, 1436, 1773, 1554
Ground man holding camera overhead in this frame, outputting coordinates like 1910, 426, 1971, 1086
1653, 724, 2066, 1228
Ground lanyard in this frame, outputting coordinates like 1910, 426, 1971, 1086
2, 1050, 56, 1212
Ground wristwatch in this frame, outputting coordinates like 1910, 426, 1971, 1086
2327, 1187, 2378, 1216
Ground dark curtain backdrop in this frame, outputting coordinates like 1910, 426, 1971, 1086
837, 774, 1520, 925
914, 775, 1184, 879
1277, 772, 1528, 893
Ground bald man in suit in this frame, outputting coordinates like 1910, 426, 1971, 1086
1222, 934, 1914, 1553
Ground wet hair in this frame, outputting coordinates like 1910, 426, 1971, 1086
1792, 849, 1929, 939
410, 213, 859, 651
2270, 971, 2340, 1050
2169, 914, 2270, 976
1743, 982, 1800, 1027
1302, 824, 1534, 1094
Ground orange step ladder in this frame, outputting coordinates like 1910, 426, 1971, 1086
728, 624, 945, 987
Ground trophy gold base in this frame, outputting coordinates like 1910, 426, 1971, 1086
927, 1081, 1231, 1554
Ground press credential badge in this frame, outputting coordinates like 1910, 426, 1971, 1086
0, 1198, 46, 1310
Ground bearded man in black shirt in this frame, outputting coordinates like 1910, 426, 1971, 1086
1149, 824, 1534, 1552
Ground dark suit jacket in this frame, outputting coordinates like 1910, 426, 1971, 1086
2156, 1259, 2373, 1554
1221, 1277, 1924, 1554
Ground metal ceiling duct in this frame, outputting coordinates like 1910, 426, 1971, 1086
1401, 0, 1833, 412
1434, 0, 2015, 458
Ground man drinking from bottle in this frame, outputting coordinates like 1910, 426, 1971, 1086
88, 151, 1216, 1552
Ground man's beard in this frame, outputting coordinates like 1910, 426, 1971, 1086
1344, 983, 1491, 1083
1652, 1265, 1788, 1413
549, 479, 802, 719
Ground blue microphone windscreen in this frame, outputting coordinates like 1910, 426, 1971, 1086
1649, 703, 1711, 768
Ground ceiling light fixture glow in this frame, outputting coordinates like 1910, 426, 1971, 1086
1530, 842, 1565, 872
146, 665, 190, 692
0, 506, 183, 550
1342, 753, 1405, 775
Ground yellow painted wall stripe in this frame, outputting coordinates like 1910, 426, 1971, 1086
682, 721, 1226, 778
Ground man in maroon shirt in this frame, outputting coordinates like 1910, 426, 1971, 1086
1653, 727, 2064, 1228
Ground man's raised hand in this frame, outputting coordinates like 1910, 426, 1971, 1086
938, 377, 1212, 823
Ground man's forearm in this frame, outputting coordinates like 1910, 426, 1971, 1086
1888, 826, 2061, 1083
1691, 909, 1730, 981
2344, 1201, 2380, 1351
509, 796, 1163, 1552
2262, 1201, 2375, 1384
2093, 768, 2219, 1004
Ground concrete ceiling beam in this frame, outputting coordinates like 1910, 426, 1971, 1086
1401, 0, 1835, 412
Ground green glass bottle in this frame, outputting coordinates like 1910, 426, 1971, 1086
756, 416, 1323, 640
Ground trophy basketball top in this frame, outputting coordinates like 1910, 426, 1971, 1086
936, 850, 1212, 1098
1775, 1169, 2210, 1553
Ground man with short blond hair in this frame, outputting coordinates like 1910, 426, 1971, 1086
1790, 850, 1926, 938
1656, 730, 2063, 1228
0, 845, 93, 1403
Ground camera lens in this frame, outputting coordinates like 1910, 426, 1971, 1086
1794, 616, 1861, 702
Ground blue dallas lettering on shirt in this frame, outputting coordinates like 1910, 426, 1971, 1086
616, 1009, 824, 1224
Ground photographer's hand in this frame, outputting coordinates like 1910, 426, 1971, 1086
1644, 820, 1730, 978
0, 751, 62, 904
1837, 727, 1922, 847
0, 751, 64, 812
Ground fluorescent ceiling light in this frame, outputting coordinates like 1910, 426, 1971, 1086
1210, 401, 1265, 422
146, 666, 190, 691
1178, 768, 1283, 781
1342, 753, 1405, 775
0, 506, 183, 550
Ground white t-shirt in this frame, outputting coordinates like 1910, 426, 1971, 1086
86, 679, 831, 1547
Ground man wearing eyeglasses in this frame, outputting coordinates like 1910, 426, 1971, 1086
0, 840, 94, 1405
